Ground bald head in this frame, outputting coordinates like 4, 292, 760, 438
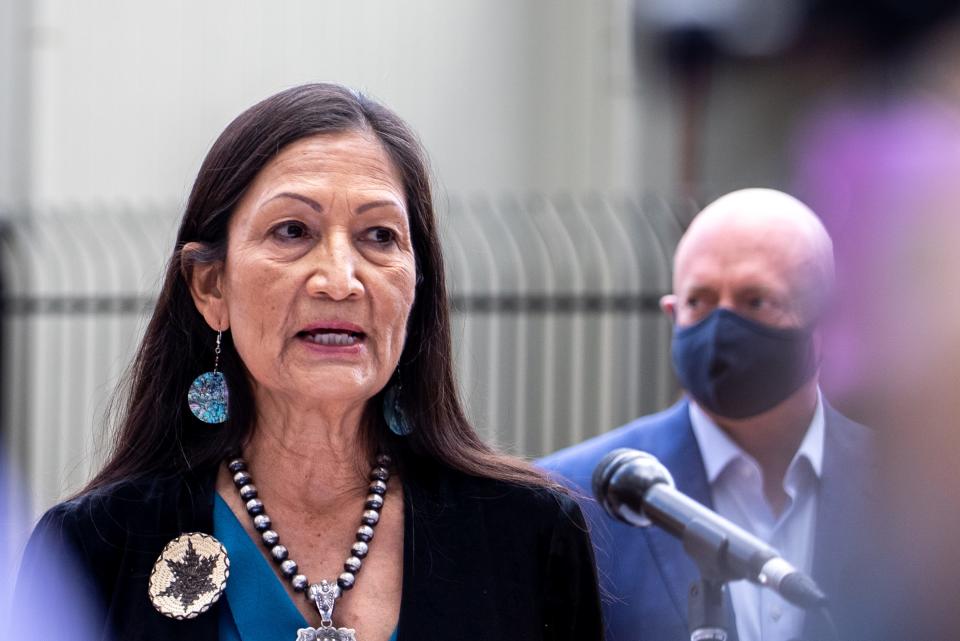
667, 188, 834, 328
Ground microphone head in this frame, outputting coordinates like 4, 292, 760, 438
592, 448, 675, 527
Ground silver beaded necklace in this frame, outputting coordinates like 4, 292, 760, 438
227, 453, 392, 641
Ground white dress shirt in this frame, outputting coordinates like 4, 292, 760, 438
689, 393, 825, 641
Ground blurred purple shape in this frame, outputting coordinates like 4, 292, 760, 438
0, 446, 24, 632
792, 97, 960, 411
1, 448, 99, 640
792, 95, 960, 637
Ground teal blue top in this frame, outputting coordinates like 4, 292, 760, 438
213, 494, 398, 641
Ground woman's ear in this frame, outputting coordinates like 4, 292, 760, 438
182, 242, 229, 331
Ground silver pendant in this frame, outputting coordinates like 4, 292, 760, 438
296, 580, 357, 641
296, 625, 358, 641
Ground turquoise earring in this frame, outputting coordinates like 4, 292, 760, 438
383, 371, 413, 436
187, 330, 229, 424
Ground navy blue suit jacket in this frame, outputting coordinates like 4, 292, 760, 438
539, 398, 879, 641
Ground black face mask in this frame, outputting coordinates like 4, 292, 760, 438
671, 308, 818, 419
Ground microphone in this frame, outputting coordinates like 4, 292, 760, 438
592, 448, 828, 609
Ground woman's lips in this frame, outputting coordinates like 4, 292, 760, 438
296, 324, 366, 353
301, 331, 362, 347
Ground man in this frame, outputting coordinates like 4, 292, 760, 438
540, 189, 877, 641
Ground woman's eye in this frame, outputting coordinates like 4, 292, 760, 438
273, 221, 308, 240
365, 227, 396, 245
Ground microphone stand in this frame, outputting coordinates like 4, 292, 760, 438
688, 575, 730, 641
684, 520, 737, 641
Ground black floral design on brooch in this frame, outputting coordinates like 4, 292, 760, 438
158, 539, 218, 608
149, 532, 230, 620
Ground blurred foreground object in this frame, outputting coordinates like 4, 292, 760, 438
795, 94, 960, 638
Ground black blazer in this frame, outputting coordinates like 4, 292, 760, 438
14, 459, 603, 641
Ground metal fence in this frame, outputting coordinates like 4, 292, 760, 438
0, 194, 693, 518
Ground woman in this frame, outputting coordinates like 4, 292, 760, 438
13, 84, 602, 641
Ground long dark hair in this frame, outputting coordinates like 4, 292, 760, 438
85, 83, 554, 492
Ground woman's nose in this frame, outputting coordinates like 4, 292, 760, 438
305, 234, 364, 301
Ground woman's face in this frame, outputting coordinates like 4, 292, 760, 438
216, 131, 416, 411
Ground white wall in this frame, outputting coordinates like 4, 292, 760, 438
22, 0, 647, 209
0, 0, 31, 205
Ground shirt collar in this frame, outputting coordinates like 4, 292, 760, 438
688, 390, 826, 484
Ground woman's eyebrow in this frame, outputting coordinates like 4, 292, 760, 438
356, 199, 404, 215
264, 192, 324, 213
262, 193, 403, 216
